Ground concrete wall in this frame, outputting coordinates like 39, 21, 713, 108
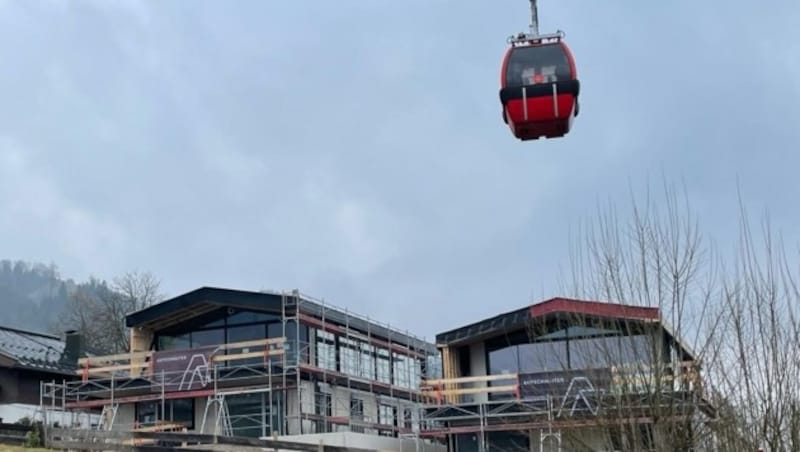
468, 342, 487, 403
113, 403, 135, 431
319, 384, 381, 435
274, 431, 446, 452
194, 396, 217, 434
555, 427, 613, 451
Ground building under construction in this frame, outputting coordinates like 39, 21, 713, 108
416, 297, 718, 451
41, 287, 445, 451
40, 290, 718, 451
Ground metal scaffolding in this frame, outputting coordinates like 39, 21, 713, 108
39, 289, 440, 445
415, 361, 714, 451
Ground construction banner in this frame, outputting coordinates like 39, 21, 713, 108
518, 368, 613, 417
149, 345, 219, 393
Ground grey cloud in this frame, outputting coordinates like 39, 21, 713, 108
0, 0, 798, 339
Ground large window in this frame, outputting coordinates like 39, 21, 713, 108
284, 320, 309, 365
339, 338, 360, 375
359, 343, 375, 380
378, 404, 395, 437
393, 353, 410, 389
158, 334, 190, 351
154, 309, 310, 369
191, 328, 225, 348
227, 324, 266, 343
487, 328, 655, 375
569, 334, 652, 369
227, 391, 283, 438
517, 341, 568, 373
411, 358, 422, 390
426, 353, 442, 380
155, 308, 283, 352
135, 399, 194, 429
227, 324, 268, 367
311, 329, 426, 390
376, 348, 391, 384
315, 330, 337, 370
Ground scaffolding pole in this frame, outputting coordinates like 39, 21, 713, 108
44, 289, 438, 447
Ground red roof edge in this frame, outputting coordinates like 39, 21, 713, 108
530, 297, 660, 321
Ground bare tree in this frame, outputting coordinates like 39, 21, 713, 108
61, 271, 165, 354
532, 178, 800, 452
105, 270, 165, 352
538, 179, 722, 451
463, 176, 800, 451
705, 201, 800, 452
477, 179, 723, 451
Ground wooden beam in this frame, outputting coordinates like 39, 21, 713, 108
129, 327, 153, 378
424, 373, 517, 386
218, 337, 286, 350
212, 350, 284, 362
423, 384, 519, 397
79, 350, 153, 366
77, 336, 288, 377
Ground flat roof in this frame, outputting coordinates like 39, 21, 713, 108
126, 286, 436, 354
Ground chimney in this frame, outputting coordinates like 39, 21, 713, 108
61, 330, 84, 367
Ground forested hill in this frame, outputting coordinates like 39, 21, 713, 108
0, 260, 77, 333
0, 260, 164, 353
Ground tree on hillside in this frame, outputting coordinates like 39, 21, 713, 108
61, 271, 165, 354
0, 259, 72, 332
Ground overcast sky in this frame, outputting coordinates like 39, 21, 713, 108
0, 0, 798, 340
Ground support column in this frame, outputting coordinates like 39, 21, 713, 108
439, 345, 461, 404
130, 327, 153, 377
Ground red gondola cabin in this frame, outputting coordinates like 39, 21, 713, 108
499, 36, 580, 141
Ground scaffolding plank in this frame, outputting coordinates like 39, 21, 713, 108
78, 350, 154, 365
424, 373, 518, 386
64, 388, 217, 408
213, 350, 284, 362
77, 362, 150, 375
423, 384, 518, 397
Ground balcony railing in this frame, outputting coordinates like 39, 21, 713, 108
77, 337, 286, 382
420, 360, 702, 405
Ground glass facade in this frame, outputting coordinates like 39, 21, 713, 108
489, 341, 568, 375
226, 391, 283, 438
315, 330, 336, 370
135, 399, 194, 429
156, 309, 282, 352
488, 327, 654, 375
315, 330, 425, 389
153, 307, 429, 391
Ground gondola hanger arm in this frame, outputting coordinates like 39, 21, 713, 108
529, 0, 539, 37
507, 0, 565, 45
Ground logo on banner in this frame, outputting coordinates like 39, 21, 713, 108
518, 368, 612, 417
149, 345, 218, 392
